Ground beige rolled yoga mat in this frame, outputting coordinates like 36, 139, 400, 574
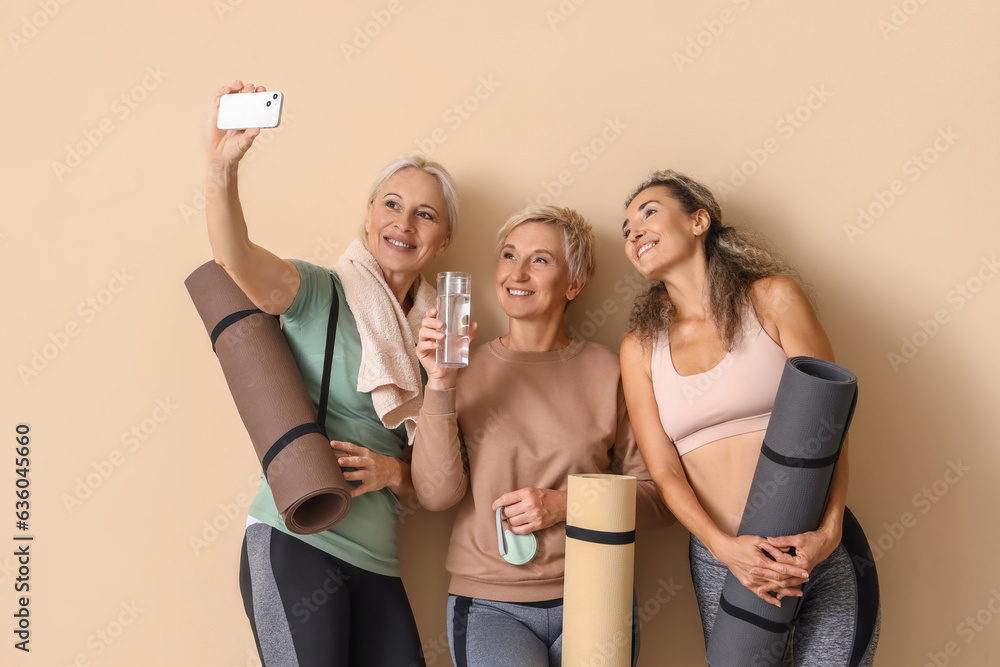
562, 474, 637, 667
185, 260, 352, 535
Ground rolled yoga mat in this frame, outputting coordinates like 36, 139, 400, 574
705, 356, 858, 666
562, 474, 637, 667
185, 260, 352, 535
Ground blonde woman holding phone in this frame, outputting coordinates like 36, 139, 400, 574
206, 80, 459, 667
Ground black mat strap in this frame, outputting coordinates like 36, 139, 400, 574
211, 309, 265, 352
565, 525, 636, 545
316, 274, 340, 438
760, 442, 842, 469
262, 423, 323, 476
718, 594, 792, 635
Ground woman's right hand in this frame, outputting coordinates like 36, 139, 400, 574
712, 534, 810, 607
416, 307, 476, 390
206, 80, 265, 169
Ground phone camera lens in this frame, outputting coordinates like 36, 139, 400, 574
266, 101, 272, 107
272, 93, 278, 99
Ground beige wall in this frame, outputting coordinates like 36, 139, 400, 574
5, 1, 998, 664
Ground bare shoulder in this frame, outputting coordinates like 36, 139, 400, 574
620, 331, 653, 374
751, 275, 813, 325
751, 276, 833, 359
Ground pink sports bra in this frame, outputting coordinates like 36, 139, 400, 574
651, 312, 787, 456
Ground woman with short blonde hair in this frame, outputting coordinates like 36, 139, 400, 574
412, 204, 671, 667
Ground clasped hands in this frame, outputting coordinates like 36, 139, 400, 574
716, 528, 839, 607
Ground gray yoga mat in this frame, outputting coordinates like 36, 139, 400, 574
705, 356, 858, 667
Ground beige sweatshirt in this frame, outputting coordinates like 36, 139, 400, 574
412, 337, 672, 602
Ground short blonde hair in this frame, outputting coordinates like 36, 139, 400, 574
495, 205, 595, 286
366, 156, 459, 235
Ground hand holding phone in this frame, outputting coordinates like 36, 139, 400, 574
217, 90, 283, 130
207, 81, 280, 168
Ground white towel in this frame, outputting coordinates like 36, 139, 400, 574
334, 240, 435, 444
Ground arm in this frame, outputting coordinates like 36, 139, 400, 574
621, 333, 808, 604
609, 383, 675, 530
752, 276, 849, 573
410, 308, 470, 511
205, 80, 300, 315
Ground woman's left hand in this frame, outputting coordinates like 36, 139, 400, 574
333, 441, 401, 498
491, 488, 567, 534
761, 527, 840, 578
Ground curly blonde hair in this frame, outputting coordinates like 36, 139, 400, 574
623, 169, 803, 348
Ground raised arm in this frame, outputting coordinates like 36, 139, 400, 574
205, 80, 299, 315
620, 332, 809, 605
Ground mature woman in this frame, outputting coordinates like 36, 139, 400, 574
619, 170, 880, 665
206, 80, 458, 666
412, 205, 672, 667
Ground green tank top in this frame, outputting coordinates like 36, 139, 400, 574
247, 259, 408, 576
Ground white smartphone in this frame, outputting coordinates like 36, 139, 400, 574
217, 91, 283, 130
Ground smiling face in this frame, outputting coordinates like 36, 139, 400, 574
495, 222, 584, 324
364, 167, 451, 279
622, 185, 710, 279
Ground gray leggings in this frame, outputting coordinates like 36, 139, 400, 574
446, 594, 639, 667
689, 534, 880, 666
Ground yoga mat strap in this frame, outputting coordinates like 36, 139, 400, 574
565, 524, 636, 545
760, 442, 842, 469
210, 308, 268, 352
315, 274, 340, 439
719, 595, 792, 634
262, 422, 324, 476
